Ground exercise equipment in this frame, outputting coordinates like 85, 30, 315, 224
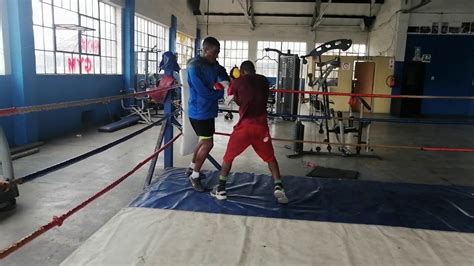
264, 48, 301, 120
179, 69, 199, 156
306, 166, 358, 179
120, 46, 162, 125
98, 116, 140, 132
289, 39, 375, 158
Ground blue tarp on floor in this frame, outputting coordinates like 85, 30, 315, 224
129, 168, 474, 233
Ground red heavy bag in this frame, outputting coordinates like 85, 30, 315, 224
148, 75, 175, 103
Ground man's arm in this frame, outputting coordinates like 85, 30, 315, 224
188, 66, 224, 100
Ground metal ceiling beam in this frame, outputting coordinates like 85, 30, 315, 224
310, 0, 331, 31
310, 0, 322, 29
204, 12, 375, 20
250, 0, 255, 28
252, 0, 383, 3
236, 0, 255, 30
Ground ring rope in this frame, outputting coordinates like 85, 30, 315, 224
218, 109, 474, 126
0, 133, 182, 260
1, 85, 472, 118
271, 89, 474, 100
214, 132, 474, 153
13, 109, 181, 185
0, 84, 182, 118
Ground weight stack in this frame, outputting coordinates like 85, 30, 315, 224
293, 121, 305, 152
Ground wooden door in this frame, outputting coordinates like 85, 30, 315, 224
353, 62, 375, 112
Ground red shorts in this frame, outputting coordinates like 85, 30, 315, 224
223, 123, 276, 163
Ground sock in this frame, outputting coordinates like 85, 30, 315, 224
218, 175, 227, 190
191, 171, 200, 179
189, 162, 195, 169
274, 179, 283, 189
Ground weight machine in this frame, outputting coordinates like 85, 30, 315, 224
262, 48, 301, 120
289, 39, 375, 158
121, 46, 162, 124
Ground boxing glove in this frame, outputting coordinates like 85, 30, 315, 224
214, 80, 229, 91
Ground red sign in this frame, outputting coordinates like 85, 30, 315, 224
67, 57, 93, 73
81, 38, 99, 54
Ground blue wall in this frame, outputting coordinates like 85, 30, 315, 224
0, 0, 133, 146
34, 75, 123, 140
0, 75, 14, 142
405, 35, 474, 116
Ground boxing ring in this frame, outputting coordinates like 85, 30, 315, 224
60, 168, 474, 265
1, 77, 474, 264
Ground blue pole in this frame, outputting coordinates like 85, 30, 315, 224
123, 0, 135, 95
7, 0, 38, 145
169, 15, 177, 53
164, 15, 177, 168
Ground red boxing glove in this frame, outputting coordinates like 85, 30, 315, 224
214, 82, 225, 90
213, 80, 229, 91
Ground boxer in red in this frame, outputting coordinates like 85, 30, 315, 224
211, 61, 288, 204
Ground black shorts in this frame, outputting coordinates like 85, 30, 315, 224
189, 118, 215, 138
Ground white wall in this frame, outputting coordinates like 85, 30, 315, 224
408, 0, 474, 27
368, 0, 403, 58
369, 0, 474, 60
200, 23, 368, 61
135, 0, 197, 37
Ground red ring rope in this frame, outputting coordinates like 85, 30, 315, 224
271, 89, 474, 100
214, 132, 474, 153
0, 133, 182, 260
0, 84, 181, 118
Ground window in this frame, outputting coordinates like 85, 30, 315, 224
32, 0, 122, 74
220, 40, 248, 73
134, 15, 168, 74
176, 32, 194, 68
315, 43, 367, 56
0, 1, 6, 75
313, 63, 339, 86
256, 41, 307, 78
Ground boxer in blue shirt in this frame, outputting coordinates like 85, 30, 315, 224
186, 36, 230, 192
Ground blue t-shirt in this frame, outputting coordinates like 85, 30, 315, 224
187, 56, 229, 120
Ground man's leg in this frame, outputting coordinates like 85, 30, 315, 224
187, 118, 216, 192
210, 161, 232, 200
211, 126, 249, 200
252, 126, 288, 204
186, 141, 203, 176
267, 159, 288, 204
193, 137, 214, 173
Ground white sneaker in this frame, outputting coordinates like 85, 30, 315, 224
274, 186, 288, 204
211, 185, 227, 200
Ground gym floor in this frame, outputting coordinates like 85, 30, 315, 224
1, 111, 474, 265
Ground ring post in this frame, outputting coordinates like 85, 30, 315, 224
0, 127, 19, 210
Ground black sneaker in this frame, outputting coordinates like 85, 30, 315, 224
185, 167, 193, 177
188, 174, 205, 192
210, 185, 227, 200
274, 185, 288, 204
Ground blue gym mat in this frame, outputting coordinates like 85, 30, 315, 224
129, 168, 474, 233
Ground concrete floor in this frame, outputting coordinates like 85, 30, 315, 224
1, 112, 474, 265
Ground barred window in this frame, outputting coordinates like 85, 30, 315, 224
220, 40, 248, 73
176, 32, 194, 68
32, 0, 122, 74
134, 15, 168, 74
256, 41, 306, 78
315, 43, 367, 56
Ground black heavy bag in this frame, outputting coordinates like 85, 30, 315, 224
293, 120, 305, 153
